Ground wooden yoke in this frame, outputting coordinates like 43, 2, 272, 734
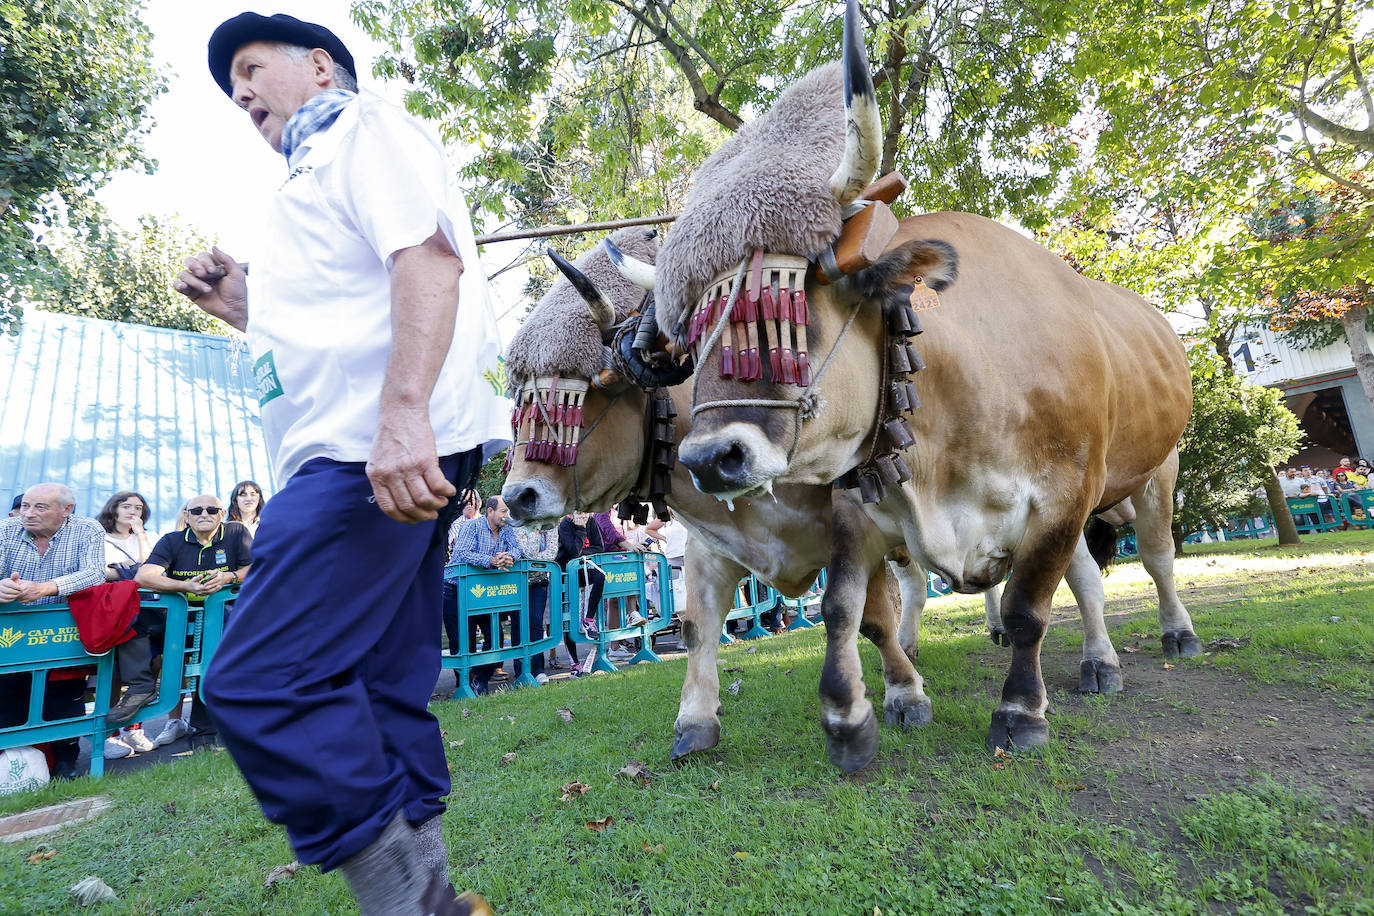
815, 172, 908, 285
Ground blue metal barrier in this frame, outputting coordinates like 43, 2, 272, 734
193, 589, 236, 703
722, 575, 777, 643
565, 552, 673, 673
444, 559, 565, 697
779, 569, 826, 630
926, 572, 952, 598
0, 592, 190, 778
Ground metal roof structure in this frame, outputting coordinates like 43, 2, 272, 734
1, 311, 273, 533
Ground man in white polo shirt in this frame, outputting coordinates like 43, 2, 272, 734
175, 13, 505, 916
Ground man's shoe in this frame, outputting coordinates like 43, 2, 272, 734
420, 872, 492, 916
107, 691, 155, 724
627, 611, 648, 627
535, 673, 550, 685
51, 760, 79, 780
122, 726, 155, 753
153, 717, 188, 747
103, 736, 134, 759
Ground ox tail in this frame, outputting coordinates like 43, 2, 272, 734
1084, 517, 1119, 571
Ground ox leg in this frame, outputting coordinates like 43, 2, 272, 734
1062, 534, 1123, 693
984, 583, 1007, 646
1134, 450, 1202, 658
862, 566, 932, 730
889, 551, 927, 663
818, 498, 884, 772
671, 547, 742, 762
988, 516, 1083, 754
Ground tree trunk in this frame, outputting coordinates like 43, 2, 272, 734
1339, 302, 1374, 422
1263, 466, 1301, 545
1172, 524, 1185, 557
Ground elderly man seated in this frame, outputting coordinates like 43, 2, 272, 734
0, 483, 107, 779
126, 495, 252, 744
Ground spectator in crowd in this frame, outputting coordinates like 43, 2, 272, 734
450, 497, 521, 695
8, 495, 20, 517
123, 496, 252, 748
653, 513, 688, 620
98, 491, 157, 581
1332, 469, 1366, 519
1357, 458, 1372, 477
1278, 468, 1305, 498
592, 511, 648, 633
227, 480, 266, 537
0, 484, 106, 780
556, 511, 604, 670
446, 491, 481, 557
96, 490, 160, 757
1298, 466, 1328, 495
1294, 484, 1333, 525
512, 525, 558, 683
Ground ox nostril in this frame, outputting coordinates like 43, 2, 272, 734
683, 438, 753, 492
717, 441, 746, 481
506, 486, 539, 519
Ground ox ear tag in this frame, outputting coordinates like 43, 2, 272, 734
910, 279, 941, 312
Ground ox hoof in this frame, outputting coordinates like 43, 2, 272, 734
988, 626, 1012, 648
884, 694, 933, 729
1161, 629, 1203, 659
986, 709, 1049, 755
1079, 659, 1124, 694
824, 708, 880, 774
670, 720, 721, 762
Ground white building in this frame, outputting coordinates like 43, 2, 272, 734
1231, 325, 1373, 468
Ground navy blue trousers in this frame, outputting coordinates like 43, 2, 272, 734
204, 453, 474, 870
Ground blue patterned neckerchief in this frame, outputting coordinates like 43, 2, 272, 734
281, 89, 356, 168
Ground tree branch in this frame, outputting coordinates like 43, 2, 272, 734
1350, 41, 1374, 129
1290, 97, 1374, 152
605, 0, 743, 130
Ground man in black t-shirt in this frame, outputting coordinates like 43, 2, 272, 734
125, 496, 252, 742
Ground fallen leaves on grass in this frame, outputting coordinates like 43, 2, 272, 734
727, 678, 742, 696
69, 876, 117, 905
499, 752, 517, 767
643, 842, 666, 855
723, 666, 743, 673
991, 746, 1012, 770
559, 781, 590, 801
708, 780, 720, 791
1129, 632, 1150, 639
161, 802, 176, 815
1163, 663, 1176, 670
1205, 636, 1252, 651
733, 851, 750, 860
746, 646, 757, 654
783, 668, 794, 676
264, 861, 301, 888
462, 708, 471, 718
449, 739, 465, 747
585, 816, 613, 831
1054, 781, 1086, 792
617, 760, 653, 786
556, 707, 575, 723
1121, 643, 1139, 654
27, 846, 57, 864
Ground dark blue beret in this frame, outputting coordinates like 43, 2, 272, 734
208, 12, 356, 97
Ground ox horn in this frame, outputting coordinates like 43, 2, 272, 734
828, 0, 881, 206
547, 247, 617, 337
604, 238, 656, 291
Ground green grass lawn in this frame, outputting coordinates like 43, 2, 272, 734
3, 533, 1372, 915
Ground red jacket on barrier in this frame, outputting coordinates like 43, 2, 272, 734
66, 580, 140, 656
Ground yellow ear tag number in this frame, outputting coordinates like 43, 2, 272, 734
910, 279, 941, 312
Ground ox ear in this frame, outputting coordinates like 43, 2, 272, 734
853, 240, 959, 302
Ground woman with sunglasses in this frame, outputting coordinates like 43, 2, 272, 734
121, 496, 253, 745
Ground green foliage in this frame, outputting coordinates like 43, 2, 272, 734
31, 206, 226, 334
476, 450, 508, 498
0, 0, 165, 333
353, 0, 1091, 236
1176, 346, 1303, 536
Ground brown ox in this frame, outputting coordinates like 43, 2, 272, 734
624, 0, 1198, 770
501, 229, 936, 761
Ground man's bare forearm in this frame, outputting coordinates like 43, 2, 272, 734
383, 231, 463, 412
